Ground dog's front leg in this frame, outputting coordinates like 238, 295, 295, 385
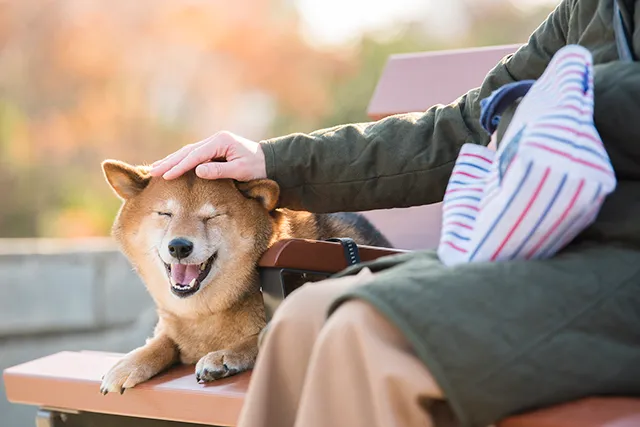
195, 334, 259, 382
100, 334, 178, 394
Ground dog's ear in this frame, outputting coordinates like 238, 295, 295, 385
236, 179, 280, 211
102, 160, 151, 200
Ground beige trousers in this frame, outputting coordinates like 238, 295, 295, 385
238, 268, 458, 427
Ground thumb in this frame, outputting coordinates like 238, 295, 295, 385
195, 161, 236, 180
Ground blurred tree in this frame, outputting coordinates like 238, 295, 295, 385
0, 0, 350, 237
271, 0, 556, 135
0, 0, 555, 237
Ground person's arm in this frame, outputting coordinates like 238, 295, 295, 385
262, 0, 575, 213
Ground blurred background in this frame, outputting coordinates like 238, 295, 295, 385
0, 0, 558, 238
0, 0, 558, 424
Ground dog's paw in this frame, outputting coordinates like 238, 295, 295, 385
195, 350, 251, 383
99, 355, 155, 395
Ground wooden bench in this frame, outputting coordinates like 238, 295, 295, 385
4, 45, 640, 427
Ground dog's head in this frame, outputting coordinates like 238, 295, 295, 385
101, 159, 278, 314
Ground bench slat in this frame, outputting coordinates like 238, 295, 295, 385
367, 44, 521, 120
3, 351, 248, 426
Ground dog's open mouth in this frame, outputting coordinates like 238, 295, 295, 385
164, 253, 217, 297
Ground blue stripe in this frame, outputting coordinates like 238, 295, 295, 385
469, 162, 533, 261
538, 75, 585, 92
591, 183, 602, 202
539, 114, 593, 126
540, 183, 603, 258
562, 94, 587, 105
447, 180, 477, 186
561, 77, 585, 87
444, 231, 470, 241
509, 173, 567, 260
537, 61, 586, 91
444, 195, 482, 203
455, 162, 490, 173
539, 213, 578, 259
527, 132, 607, 160
556, 60, 588, 72
444, 212, 477, 221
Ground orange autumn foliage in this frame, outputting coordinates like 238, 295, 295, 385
0, 0, 354, 237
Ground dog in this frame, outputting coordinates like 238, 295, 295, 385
99, 159, 392, 394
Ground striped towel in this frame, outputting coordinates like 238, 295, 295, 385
438, 45, 617, 267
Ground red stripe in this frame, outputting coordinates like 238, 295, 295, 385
442, 241, 468, 253
541, 75, 592, 94
460, 153, 493, 164
490, 167, 550, 261
525, 179, 586, 259
556, 86, 594, 98
534, 123, 602, 146
555, 52, 589, 64
558, 52, 588, 61
554, 195, 603, 251
538, 53, 588, 90
539, 82, 583, 95
557, 69, 584, 79
559, 84, 585, 93
452, 171, 482, 179
443, 204, 480, 212
540, 62, 588, 90
526, 142, 613, 175
558, 103, 587, 114
443, 221, 473, 230
445, 187, 484, 194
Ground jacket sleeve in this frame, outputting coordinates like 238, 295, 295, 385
260, 0, 575, 213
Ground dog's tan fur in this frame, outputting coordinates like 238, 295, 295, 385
99, 159, 391, 393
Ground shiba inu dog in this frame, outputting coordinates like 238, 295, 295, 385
99, 159, 391, 394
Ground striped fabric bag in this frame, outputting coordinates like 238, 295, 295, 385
437, 45, 617, 267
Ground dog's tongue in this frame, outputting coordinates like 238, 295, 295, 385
171, 264, 200, 285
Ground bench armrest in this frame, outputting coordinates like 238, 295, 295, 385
258, 239, 407, 321
258, 238, 407, 273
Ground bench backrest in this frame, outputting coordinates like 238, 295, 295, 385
361, 44, 520, 250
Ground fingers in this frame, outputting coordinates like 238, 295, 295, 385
148, 131, 264, 182
161, 136, 231, 180
195, 162, 236, 180
149, 140, 207, 177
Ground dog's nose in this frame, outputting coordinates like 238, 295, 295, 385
168, 238, 194, 260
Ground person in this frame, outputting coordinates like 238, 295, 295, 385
149, 0, 640, 426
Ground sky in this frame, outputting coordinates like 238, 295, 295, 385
295, 0, 561, 46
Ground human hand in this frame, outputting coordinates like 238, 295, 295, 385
149, 131, 267, 181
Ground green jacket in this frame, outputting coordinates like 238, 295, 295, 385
261, 0, 640, 246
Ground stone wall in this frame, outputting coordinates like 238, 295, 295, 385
0, 238, 157, 426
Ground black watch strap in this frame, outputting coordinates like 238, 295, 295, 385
325, 238, 361, 266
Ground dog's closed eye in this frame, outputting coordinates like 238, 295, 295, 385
156, 211, 173, 218
203, 213, 227, 222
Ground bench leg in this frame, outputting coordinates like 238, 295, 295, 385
36, 409, 71, 427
